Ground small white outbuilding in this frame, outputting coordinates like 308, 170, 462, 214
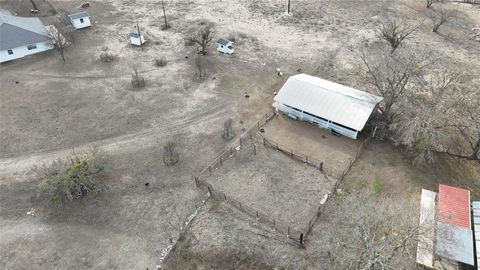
68, 11, 91, 30
217, 38, 234, 54
129, 32, 145, 46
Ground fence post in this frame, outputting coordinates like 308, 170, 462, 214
224, 193, 227, 201
256, 211, 259, 219
230, 147, 233, 155
207, 185, 212, 194
239, 202, 242, 209
320, 162, 323, 172
209, 166, 212, 176
300, 233, 304, 245
306, 156, 308, 163
309, 219, 312, 229
195, 177, 199, 187
253, 145, 256, 155
257, 121, 260, 129
263, 138, 266, 145
287, 227, 290, 237
220, 156, 223, 166
273, 219, 275, 229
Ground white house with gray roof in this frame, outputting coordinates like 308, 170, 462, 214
0, 10, 54, 63
68, 11, 91, 30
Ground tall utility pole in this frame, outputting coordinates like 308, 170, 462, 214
136, 23, 143, 51
287, 0, 291, 14
161, 0, 169, 29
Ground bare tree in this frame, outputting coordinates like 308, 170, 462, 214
427, 9, 455, 33
377, 17, 418, 53
396, 67, 470, 164
47, 25, 74, 62
160, 0, 170, 30
47, 11, 74, 62
449, 91, 480, 160
325, 191, 430, 270
221, 118, 235, 140
192, 23, 215, 55
359, 46, 430, 138
426, 0, 435, 8
163, 142, 179, 166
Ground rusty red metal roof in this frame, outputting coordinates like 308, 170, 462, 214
438, 184, 471, 229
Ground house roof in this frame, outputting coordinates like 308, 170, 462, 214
129, 32, 141, 38
0, 11, 51, 50
438, 184, 471, 229
436, 222, 474, 266
273, 74, 383, 131
68, 11, 90, 20
217, 38, 231, 46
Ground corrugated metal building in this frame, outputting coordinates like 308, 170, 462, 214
416, 184, 476, 269
472, 201, 480, 269
273, 74, 383, 139
438, 184, 471, 229
416, 189, 437, 268
436, 184, 474, 267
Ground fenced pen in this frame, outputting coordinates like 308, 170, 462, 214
193, 110, 373, 245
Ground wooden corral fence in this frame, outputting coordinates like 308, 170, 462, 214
303, 133, 373, 240
196, 180, 305, 245
261, 137, 344, 179
193, 110, 374, 246
195, 110, 276, 186
193, 110, 307, 245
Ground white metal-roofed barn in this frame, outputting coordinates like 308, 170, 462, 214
273, 74, 383, 139
68, 11, 91, 29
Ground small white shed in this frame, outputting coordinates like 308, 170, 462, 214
129, 32, 145, 46
217, 38, 234, 54
68, 11, 91, 30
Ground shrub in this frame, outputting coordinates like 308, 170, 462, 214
155, 56, 168, 67
100, 47, 114, 63
221, 118, 235, 140
131, 67, 145, 88
163, 142, 179, 166
37, 151, 105, 206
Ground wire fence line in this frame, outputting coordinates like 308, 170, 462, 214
193, 110, 373, 246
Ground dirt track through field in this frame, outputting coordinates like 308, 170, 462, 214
0, 103, 229, 179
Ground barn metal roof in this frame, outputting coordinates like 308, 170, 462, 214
438, 184, 471, 229
436, 222, 474, 266
274, 74, 383, 131
416, 189, 436, 268
68, 11, 90, 20
0, 11, 51, 50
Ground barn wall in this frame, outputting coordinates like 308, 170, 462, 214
0, 41, 54, 63
277, 103, 359, 139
